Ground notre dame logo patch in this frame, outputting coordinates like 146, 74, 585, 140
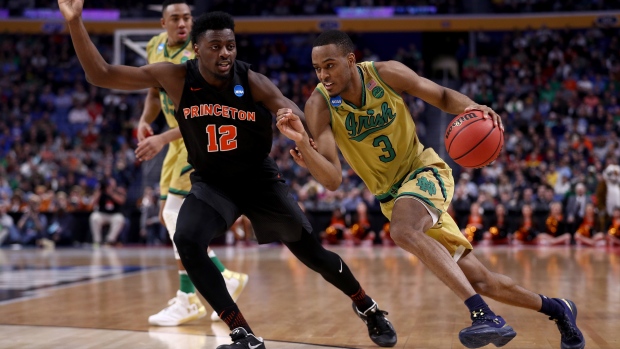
372, 86, 384, 98
416, 177, 436, 196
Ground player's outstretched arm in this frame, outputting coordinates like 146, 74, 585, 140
375, 61, 503, 130
277, 90, 342, 191
59, 0, 165, 91
248, 70, 306, 120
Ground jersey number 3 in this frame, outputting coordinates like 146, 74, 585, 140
373, 135, 395, 162
206, 125, 238, 152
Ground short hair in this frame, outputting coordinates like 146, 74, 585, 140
162, 0, 188, 14
313, 30, 355, 56
191, 11, 235, 44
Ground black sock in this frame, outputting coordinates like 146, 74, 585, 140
350, 287, 375, 313
538, 295, 564, 319
464, 294, 495, 317
219, 304, 253, 335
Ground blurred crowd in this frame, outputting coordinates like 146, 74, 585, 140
4, 0, 620, 18
1, 23, 619, 248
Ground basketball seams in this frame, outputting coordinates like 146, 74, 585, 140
471, 129, 504, 168
446, 118, 485, 154
453, 124, 495, 161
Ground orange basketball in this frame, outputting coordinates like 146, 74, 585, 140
445, 109, 504, 168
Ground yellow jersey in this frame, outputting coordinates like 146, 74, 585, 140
145, 32, 194, 128
315, 61, 425, 197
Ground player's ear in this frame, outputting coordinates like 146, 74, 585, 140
160, 17, 166, 29
193, 43, 199, 57
347, 52, 356, 66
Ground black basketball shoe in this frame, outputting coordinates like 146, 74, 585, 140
216, 327, 266, 349
352, 301, 397, 347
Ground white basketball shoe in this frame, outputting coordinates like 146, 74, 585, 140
148, 290, 207, 326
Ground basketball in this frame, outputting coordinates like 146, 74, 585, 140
445, 109, 504, 168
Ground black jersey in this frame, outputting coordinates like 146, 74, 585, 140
175, 59, 274, 181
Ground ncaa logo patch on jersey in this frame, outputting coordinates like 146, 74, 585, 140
330, 95, 342, 107
234, 85, 244, 97
157, 43, 164, 53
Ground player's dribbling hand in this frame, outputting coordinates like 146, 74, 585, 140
276, 108, 306, 143
465, 104, 504, 132
137, 121, 154, 142
135, 134, 165, 162
290, 138, 318, 169
58, 0, 84, 22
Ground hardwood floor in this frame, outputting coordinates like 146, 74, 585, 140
0, 245, 617, 348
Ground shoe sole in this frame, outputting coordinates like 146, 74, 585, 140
459, 325, 517, 348
560, 299, 585, 349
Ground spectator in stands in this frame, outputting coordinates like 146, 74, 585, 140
380, 222, 394, 246
482, 203, 510, 245
565, 183, 591, 234
606, 207, 620, 247
596, 164, 620, 231
0, 201, 18, 246
536, 202, 571, 246
574, 203, 605, 247
344, 202, 375, 247
462, 202, 485, 243
16, 194, 48, 246
89, 178, 126, 247
513, 204, 538, 245
138, 186, 162, 246
47, 191, 75, 247
321, 208, 346, 245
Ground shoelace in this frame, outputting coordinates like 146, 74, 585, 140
367, 309, 391, 334
553, 316, 580, 340
470, 310, 497, 326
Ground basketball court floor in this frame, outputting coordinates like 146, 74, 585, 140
0, 244, 617, 348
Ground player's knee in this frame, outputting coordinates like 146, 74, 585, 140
389, 223, 424, 246
162, 207, 178, 234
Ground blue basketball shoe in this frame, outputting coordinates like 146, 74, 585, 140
550, 299, 585, 349
459, 309, 516, 348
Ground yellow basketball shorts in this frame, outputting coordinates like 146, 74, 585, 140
379, 150, 472, 257
159, 138, 193, 200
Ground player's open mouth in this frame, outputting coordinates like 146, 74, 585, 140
178, 31, 187, 39
324, 82, 334, 90
217, 62, 231, 72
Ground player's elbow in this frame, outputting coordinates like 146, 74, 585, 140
84, 73, 107, 88
84, 64, 113, 88
324, 178, 342, 191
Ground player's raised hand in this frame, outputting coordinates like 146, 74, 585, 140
276, 108, 306, 143
58, 0, 84, 22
